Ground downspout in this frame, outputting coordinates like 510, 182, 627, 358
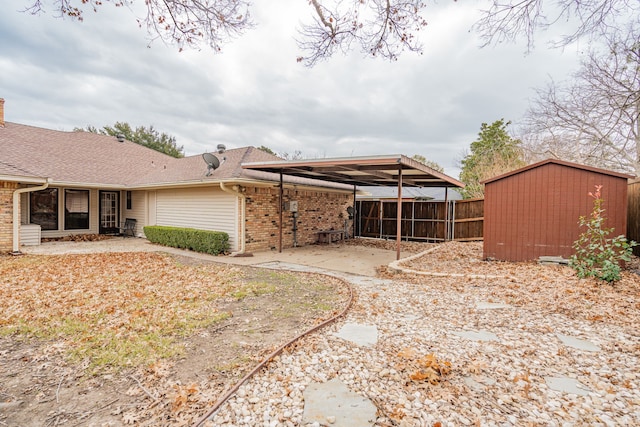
220, 183, 246, 255
12, 180, 50, 254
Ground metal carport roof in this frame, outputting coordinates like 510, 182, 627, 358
242, 154, 464, 188
242, 154, 465, 260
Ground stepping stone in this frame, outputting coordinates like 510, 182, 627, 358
557, 334, 600, 352
545, 376, 591, 396
335, 323, 378, 347
476, 302, 510, 310
452, 330, 499, 342
464, 375, 497, 392
303, 378, 377, 427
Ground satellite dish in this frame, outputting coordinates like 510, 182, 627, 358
202, 153, 220, 176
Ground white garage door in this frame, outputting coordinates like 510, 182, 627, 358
155, 187, 238, 251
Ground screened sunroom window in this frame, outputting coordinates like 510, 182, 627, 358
30, 188, 58, 230
65, 189, 90, 230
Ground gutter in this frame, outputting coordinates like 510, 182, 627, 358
12, 179, 50, 254
219, 182, 246, 255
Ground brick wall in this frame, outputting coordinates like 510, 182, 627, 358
244, 186, 352, 252
0, 181, 18, 252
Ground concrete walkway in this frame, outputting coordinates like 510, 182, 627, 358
21, 237, 408, 277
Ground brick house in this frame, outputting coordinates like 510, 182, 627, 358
0, 100, 355, 254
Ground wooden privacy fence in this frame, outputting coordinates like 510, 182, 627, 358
355, 199, 484, 242
627, 181, 640, 256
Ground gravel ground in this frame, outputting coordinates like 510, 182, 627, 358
205, 242, 640, 427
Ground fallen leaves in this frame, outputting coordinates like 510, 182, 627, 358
1, 252, 252, 370
397, 347, 452, 385
381, 241, 640, 328
0, 251, 351, 427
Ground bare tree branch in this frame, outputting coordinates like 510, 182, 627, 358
296, 0, 427, 67
474, 0, 638, 51
23, 0, 252, 52
521, 26, 640, 174
20, 1, 640, 66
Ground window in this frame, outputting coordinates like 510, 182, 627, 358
65, 189, 90, 230
126, 191, 132, 210
30, 188, 58, 230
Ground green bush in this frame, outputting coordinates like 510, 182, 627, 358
569, 185, 636, 283
143, 226, 230, 255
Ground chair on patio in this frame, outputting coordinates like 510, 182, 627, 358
118, 218, 137, 237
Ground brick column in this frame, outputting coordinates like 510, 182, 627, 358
0, 181, 18, 252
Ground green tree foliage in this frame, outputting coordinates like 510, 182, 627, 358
257, 146, 277, 156
412, 155, 445, 173
77, 122, 184, 158
256, 146, 304, 160
458, 119, 525, 199
569, 185, 636, 283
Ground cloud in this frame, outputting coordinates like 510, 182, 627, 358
0, 1, 583, 177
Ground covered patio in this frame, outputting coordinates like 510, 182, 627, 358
242, 154, 464, 259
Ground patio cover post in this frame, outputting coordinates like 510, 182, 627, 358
352, 185, 357, 238
396, 166, 402, 260
279, 171, 283, 253
444, 186, 449, 241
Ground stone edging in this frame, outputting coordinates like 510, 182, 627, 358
388, 245, 512, 280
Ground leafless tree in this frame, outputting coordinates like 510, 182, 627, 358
521, 27, 640, 175
23, 0, 426, 64
23, 0, 252, 52
296, 0, 427, 66
22, 1, 639, 65
473, 0, 639, 51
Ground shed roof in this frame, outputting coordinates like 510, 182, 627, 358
242, 155, 464, 188
482, 158, 634, 185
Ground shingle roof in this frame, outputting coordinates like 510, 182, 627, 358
0, 122, 351, 191
2, 122, 176, 185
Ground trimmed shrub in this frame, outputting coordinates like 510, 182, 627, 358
143, 226, 230, 255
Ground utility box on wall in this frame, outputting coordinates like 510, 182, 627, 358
483, 159, 633, 262
284, 201, 298, 212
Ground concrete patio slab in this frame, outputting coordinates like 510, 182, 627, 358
22, 238, 407, 277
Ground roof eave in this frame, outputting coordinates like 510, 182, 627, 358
128, 178, 355, 193
0, 174, 48, 184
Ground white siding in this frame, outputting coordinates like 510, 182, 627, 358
121, 190, 146, 237
20, 224, 41, 246
147, 191, 157, 228
154, 187, 238, 251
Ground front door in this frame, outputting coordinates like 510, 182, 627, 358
99, 191, 119, 234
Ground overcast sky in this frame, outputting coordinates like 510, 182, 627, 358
0, 1, 584, 177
